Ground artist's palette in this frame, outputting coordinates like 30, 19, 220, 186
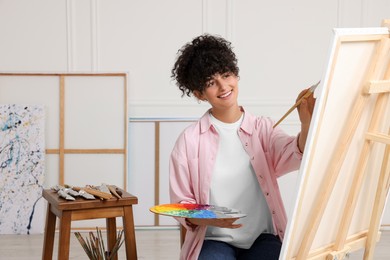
150, 203, 246, 219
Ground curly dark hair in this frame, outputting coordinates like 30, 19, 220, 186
171, 34, 239, 97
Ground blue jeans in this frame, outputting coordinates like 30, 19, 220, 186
198, 233, 282, 260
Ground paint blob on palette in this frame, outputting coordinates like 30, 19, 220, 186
150, 203, 247, 219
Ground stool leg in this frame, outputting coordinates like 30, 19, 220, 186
123, 206, 137, 259
106, 217, 118, 260
42, 204, 56, 260
58, 211, 71, 260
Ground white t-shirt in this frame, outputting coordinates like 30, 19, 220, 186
205, 113, 274, 249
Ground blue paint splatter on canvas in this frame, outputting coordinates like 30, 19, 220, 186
0, 105, 45, 234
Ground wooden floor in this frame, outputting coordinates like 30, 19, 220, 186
0, 228, 389, 259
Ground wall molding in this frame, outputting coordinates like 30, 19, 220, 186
128, 98, 300, 124
90, 0, 99, 71
225, 0, 234, 41
202, 0, 208, 33
336, 0, 342, 27
66, 0, 74, 71
128, 98, 292, 107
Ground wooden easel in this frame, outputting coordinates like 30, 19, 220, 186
295, 20, 390, 260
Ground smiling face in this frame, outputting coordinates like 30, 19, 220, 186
194, 72, 240, 118
171, 35, 240, 98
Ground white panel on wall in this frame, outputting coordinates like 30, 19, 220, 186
98, 0, 204, 117
337, 0, 364, 27
362, 0, 390, 26
234, 0, 338, 113
206, 0, 228, 37
71, 0, 94, 71
338, 0, 390, 27
0, 1, 68, 71
128, 122, 156, 226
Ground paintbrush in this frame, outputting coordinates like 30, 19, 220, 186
273, 80, 320, 128
72, 186, 113, 200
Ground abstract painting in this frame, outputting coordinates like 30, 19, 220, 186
0, 104, 45, 234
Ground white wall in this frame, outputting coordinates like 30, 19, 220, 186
0, 0, 389, 227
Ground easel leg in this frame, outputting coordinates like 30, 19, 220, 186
364, 130, 390, 259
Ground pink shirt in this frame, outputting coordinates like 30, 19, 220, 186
169, 107, 302, 260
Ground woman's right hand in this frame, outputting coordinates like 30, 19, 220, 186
185, 217, 242, 231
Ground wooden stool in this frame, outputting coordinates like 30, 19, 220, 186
42, 188, 138, 260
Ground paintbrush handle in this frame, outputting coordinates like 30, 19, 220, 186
72, 186, 113, 200
273, 104, 299, 128
273, 87, 316, 128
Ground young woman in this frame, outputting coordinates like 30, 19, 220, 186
169, 34, 315, 260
